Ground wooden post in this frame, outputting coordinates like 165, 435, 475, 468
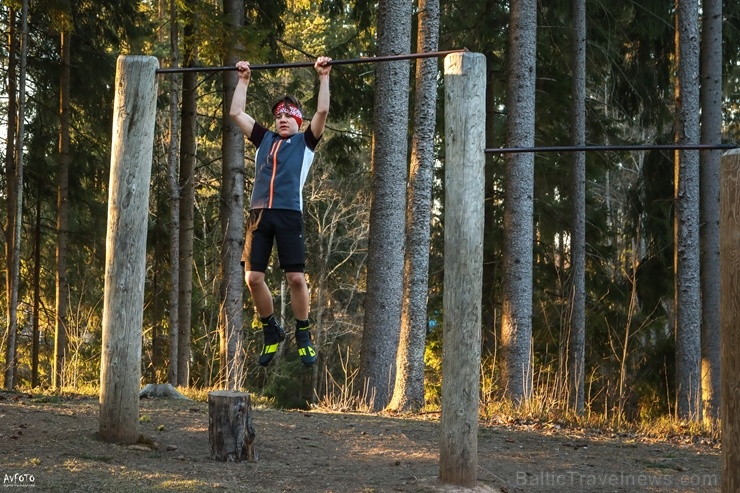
208, 390, 256, 462
439, 51, 486, 487
99, 55, 158, 444
720, 149, 740, 492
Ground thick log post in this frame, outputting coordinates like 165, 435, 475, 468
439, 51, 486, 487
208, 390, 256, 462
99, 55, 158, 444
720, 149, 740, 492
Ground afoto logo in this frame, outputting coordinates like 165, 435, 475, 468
3, 473, 35, 487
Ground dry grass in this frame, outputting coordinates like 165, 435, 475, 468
15, 378, 721, 448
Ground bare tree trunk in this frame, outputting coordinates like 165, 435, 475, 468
359, 0, 413, 412
151, 234, 164, 381
167, 0, 181, 386
177, 10, 198, 388
567, 0, 586, 414
4, 0, 28, 390
699, 0, 722, 421
500, 0, 537, 404
54, 19, 71, 390
387, 0, 439, 413
482, 60, 500, 359
674, 0, 702, 421
2, 7, 17, 388
31, 199, 41, 388
220, 0, 245, 390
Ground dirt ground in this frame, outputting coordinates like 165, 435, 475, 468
0, 391, 722, 493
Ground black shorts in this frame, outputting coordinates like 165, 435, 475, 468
242, 209, 305, 273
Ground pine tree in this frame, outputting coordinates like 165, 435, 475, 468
359, 0, 413, 411
54, 3, 71, 389
567, 0, 587, 414
219, 0, 246, 390
699, 0, 722, 420
500, 0, 537, 404
674, 0, 702, 421
388, 0, 440, 413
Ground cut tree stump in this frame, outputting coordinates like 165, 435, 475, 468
208, 390, 257, 462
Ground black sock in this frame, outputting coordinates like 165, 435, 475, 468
260, 314, 275, 325
296, 319, 309, 330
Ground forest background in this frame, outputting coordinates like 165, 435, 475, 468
1, 0, 740, 432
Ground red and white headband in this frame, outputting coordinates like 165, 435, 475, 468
273, 102, 303, 127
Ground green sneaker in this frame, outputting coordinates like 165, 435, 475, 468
257, 316, 285, 367
295, 327, 317, 367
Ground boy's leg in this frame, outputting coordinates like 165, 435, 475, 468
285, 271, 317, 367
275, 210, 316, 367
254, 313, 285, 367
246, 270, 285, 367
243, 210, 285, 366
245, 271, 274, 318
294, 318, 317, 368
285, 271, 309, 320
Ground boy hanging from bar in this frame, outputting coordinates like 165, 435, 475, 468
229, 56, 332, 368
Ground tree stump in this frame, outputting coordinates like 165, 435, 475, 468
208, 390, 256, 462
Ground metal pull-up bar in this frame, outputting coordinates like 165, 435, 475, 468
486, 143, 738, 154
155, 49, 468, 74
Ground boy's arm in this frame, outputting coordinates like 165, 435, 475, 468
229, 61, 256, 138
309, 56, 332, 139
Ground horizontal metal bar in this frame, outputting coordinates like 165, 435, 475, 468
485, 143, 738, 154
156, 49, 468, 74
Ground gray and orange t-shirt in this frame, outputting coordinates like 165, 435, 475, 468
248, 122, 320, 212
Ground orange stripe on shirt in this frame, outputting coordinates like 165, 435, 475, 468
268, 140, 283, 208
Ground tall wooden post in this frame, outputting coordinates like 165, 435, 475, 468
440, 51, 486, 487
720, 149, 740, 492
99, 55, 158, 444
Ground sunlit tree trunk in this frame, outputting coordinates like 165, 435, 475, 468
387, 0, 439, 413
567, 0, 586, 414
699, 0, 722, 421
674, 0, 702, 421
359, 0, 413, 411
220, 0, 245, 390
54, 12, 71, 390
500, 0, 537, 404
3, 7, 18, 388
